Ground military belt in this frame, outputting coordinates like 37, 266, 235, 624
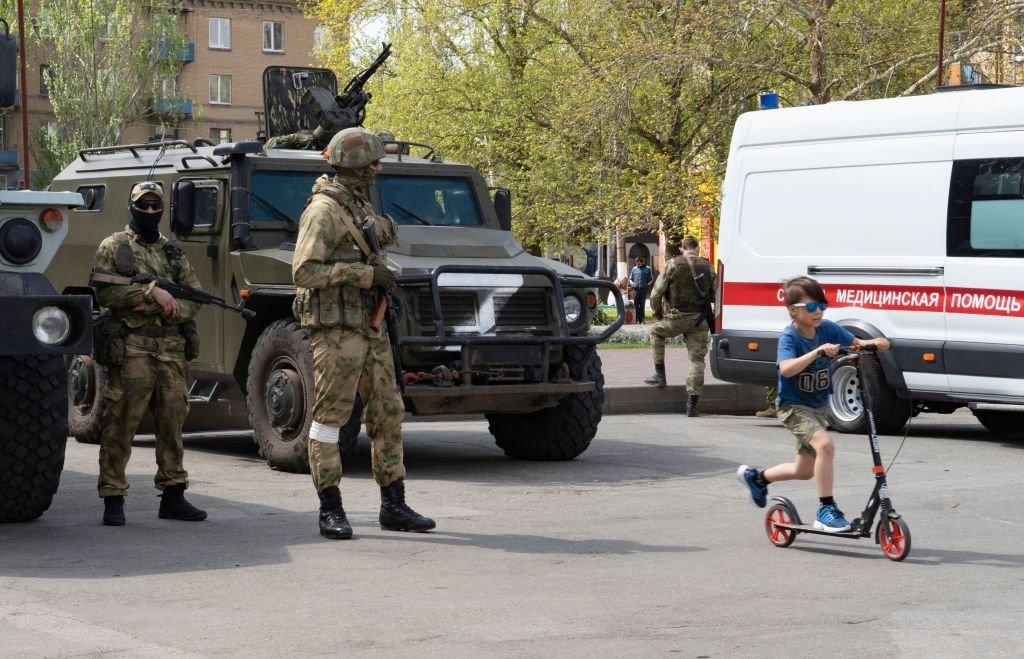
126, 325, 182, 338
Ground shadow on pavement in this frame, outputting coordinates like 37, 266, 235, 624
358, 530, 703, 556
793, 543, 1024, 567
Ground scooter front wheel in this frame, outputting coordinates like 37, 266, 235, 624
876, 516, 911, 561
764, 503, 797, 548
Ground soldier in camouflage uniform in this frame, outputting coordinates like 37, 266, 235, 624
265, 129, 321, 150
645, 236, 716, 417
293, 127, 435, 540
92, 182, 207, 526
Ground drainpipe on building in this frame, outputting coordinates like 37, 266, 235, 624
16, 0, 28, 187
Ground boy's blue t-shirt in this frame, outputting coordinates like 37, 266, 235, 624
776, 319, 856, 409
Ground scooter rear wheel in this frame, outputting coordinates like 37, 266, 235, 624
876, 517, 911, 561
764, 503, 797, 548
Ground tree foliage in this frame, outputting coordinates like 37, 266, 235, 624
303, 0, 1024, 251
29, 0, 187, 187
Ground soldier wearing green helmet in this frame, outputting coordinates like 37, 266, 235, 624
292, 127, 435, 539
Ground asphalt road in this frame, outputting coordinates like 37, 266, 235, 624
2, 411, 1023, 656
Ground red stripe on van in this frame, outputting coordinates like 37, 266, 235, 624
723, 282, 1024, 317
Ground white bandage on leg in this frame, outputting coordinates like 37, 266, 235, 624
309, 421, 340, 444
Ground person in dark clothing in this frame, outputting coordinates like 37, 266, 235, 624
629, 257, 653, 324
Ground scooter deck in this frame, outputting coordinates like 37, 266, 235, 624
772, 522, 870, 540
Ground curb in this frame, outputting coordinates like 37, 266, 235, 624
603, 383, 765, 416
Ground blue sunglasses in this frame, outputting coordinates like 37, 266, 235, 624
793, 302, 828, 312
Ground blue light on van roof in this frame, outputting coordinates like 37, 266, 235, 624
758, 92, 779, 110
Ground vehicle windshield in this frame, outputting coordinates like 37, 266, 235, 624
377, 175, 484, 227
247, 171, 486, 228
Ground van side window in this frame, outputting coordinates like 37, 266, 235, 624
948, 158, 1024, 257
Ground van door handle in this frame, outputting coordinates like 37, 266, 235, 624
807, 266, 943, 277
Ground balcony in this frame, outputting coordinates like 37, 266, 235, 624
158, 41, 195, 63
153, 98, 193, 116
0, 150, 18, 169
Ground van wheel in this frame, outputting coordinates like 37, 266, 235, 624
828, 353, 911, 435
246, 320, 361, 473
0, 355, 68, 522
973, 410, 1024, 435
485, 347, 604, 460
68, 355, 107, 444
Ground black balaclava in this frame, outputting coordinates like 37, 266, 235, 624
130, 200, 163, 244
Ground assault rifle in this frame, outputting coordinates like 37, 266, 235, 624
90, 267, 256, 319
362, 218, 404, 389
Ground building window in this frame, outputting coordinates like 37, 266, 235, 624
0, 117, 6, 149
211, 128, 231, 144
161, 77, 176, 98
263, 21, 284, 53
313, 25, 329, 51
209, 74, 232, 105
209, 17, 230, 50
0, 175, 8, 190
39, 64, 50, 96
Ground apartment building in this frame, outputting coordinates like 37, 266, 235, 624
2, 0, 322, 188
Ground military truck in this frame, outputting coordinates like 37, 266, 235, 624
0, 190, 92, 521
47, 65, 623, 473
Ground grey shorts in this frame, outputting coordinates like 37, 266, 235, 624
776, 404, 830, 455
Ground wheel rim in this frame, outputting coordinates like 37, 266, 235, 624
69, 355, 97, 412
264, 357, 305, 439
880, 519, 906, 559
830, 364, 864, 423
765, 507, 794, 546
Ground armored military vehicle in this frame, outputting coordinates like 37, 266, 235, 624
47, 64, 623, 473
0, 190, 91, 521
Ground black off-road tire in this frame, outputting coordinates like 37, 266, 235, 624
486, 346, 604, 461
68, 355, 108, 444
246, 320, 360, 473
974, 410, 1024, 435
0, 354, 69, 523
828, 352, 911, 435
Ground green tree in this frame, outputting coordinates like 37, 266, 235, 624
29, 0, 188, 187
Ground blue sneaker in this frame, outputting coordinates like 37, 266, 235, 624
814, 504, 852, 533
736, 465, 767, 508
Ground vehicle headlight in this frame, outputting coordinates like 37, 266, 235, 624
0, 218, 43, 265
33, 306, 71, 345
563, 294, 583, 325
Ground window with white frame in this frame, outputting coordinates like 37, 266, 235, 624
0, 175, 7, 190
210, 128, 231, 144
263, 21, 284, 52
209, 75, 232, 105
209, 17, 230, 49
313, 25, 329, 51
161, 77, 176, 99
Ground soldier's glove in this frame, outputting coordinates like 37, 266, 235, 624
371, 264, 397, 293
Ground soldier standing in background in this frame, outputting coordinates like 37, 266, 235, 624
91, 182, 207, 526
292, 127, 435, 540
644, 236, 716, 417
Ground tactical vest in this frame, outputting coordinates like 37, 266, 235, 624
668, 255, 712, 313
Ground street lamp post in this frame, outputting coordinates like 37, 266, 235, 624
16, 0, 29, 187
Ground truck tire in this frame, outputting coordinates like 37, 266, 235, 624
0, 354, 69, 522
68, 355, 108, 444
246, 320, 360, 473
828, 353, 911, 435
486, 346, 604, 460
973, 410, 1024, 435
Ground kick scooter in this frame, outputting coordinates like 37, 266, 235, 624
763, 345, 912, 561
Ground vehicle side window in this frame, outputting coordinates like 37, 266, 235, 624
948, 158, 1024, 257
194, 184, 219, 228
74, 185, 106, 212
249, 170, 321, 223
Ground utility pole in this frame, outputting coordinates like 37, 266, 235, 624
16, 0, 29, 187
936, 0, 947, 89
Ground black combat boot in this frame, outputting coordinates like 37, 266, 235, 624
379, 479, 436, 532
103, 495, 125, 526
318, 486, 353, 540
687, 394, 700, 418
158, 484, 208, 521
645, 362, 667, 389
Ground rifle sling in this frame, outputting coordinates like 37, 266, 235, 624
316, 188, 376, 262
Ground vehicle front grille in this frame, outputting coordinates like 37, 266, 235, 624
416, 291, 478, 327
493, 290, 549, 326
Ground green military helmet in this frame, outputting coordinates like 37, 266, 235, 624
323, 128, 385, 170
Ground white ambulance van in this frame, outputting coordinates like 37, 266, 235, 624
712, 85, 1024, 435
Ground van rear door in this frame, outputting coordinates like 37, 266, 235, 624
946, 132, 1024, 400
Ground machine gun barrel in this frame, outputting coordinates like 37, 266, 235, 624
342, 42, 392, 96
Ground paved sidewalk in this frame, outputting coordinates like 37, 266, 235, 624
598, 347, 765, 416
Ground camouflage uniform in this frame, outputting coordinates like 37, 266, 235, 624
649, 253, 715, 396
265, 129, 320, 150
293, 175, 405, 490
94, 226, 202, 497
